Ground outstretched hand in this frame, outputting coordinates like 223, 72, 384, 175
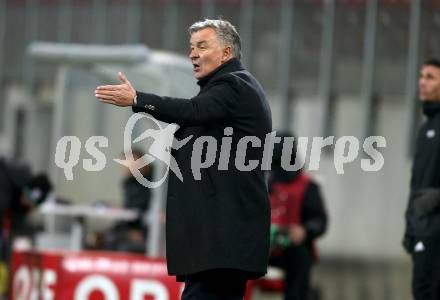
95, 72, 136, 107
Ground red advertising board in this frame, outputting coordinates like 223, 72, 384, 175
10, 251, 254, 300
11, 251, 184, 300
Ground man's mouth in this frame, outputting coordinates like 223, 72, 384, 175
193, 63, 201, 72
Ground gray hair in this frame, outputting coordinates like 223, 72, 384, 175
189, 19, 242, 60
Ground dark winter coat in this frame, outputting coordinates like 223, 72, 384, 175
133, 58, 272, 279
404, 102, 440, 248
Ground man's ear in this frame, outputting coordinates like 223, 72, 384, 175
222, 46, 233, 61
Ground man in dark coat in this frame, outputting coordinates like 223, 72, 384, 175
95, 19, 272, 299
403, 58, 440, 300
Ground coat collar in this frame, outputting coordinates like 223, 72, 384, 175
423, 101, 440, 118
197, 58, 244, 87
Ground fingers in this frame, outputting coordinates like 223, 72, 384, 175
95, 94, 114, 101
95, 89, 117, 96
95, 93, 125, 107
96, 72, 131, 94
95, 87, 117, 100
119, 72, 129, 84
96, 84, 122, 91
95, 72, 133, 107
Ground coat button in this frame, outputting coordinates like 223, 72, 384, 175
145, 104, 155, 111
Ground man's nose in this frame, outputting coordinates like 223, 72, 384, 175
189, 49, 198, 59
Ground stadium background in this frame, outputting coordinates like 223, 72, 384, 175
1, 0, 440, 299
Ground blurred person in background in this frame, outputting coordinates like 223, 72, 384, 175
95, 19, 272, 300
0, 157, 52, 298
403, 58, 440, 300
99, 149, 153, 253
269, 132, 327, 300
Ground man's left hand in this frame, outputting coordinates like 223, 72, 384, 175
95, 72, 136, 107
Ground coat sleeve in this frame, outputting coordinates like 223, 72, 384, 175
132, 79, 239, 126
301, 182, 328, 240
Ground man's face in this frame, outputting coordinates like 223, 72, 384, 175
189, 28, 231, 80
419, 65, 440, 102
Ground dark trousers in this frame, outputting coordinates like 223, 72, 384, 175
269, 245, 313, 300
181, 269, 248, 300
411, 236, 440, 300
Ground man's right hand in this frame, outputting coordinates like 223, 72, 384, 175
95, 72, 137, 107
